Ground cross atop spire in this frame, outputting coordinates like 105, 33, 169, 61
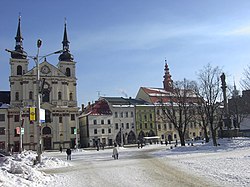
163, 59, 173, 91
62, 18, 69, 51
59, 18, 74, 62
11, 15, 27, 59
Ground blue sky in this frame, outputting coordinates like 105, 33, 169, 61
1, 0, 250, 105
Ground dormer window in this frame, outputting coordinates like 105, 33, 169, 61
66, 68, 71, 77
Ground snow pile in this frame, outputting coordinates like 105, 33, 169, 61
154, 137, 250, 187
0, 150, 70, 187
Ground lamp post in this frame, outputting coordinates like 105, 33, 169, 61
6, 40, 63, 163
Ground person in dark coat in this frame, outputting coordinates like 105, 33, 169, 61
112, 144, 119, 160
66, 148, 71, 160
59, 146, 62, 153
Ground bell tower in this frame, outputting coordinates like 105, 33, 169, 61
9, 16, 29, 106
163, 60, 173, 92
57, 19, 77, 106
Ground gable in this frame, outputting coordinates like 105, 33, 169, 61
24, 60, 66, 77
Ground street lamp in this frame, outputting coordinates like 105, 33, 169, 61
6, 40, 63, 163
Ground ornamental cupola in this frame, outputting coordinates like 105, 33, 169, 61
59, 20, 74, 62
11, 16, 27, 59
163, 60, 173, 91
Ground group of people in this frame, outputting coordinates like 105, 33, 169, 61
60, 144, 119, 161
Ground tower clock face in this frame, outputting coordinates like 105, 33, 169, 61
41, 65, 50, 74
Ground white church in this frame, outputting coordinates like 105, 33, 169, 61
6, 17, 79, 152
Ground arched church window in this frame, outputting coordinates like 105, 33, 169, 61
15, 92, 19, 101
69, 93, 73, 101
42, 127, 51, 135
58, 92, 62, 100
42, 90, 50, 102
29, 91, 33, 100
66, 68, 71, 77
17, 65, 22, 75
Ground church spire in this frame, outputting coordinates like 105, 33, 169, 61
11, 15, 27, 59
59, 18, 74, 62
163, 59, 173, 91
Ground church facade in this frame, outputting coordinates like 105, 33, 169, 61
7, 17, 79, 152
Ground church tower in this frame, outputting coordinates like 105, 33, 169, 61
9, 16, 29, 107
163, 60, 173, 92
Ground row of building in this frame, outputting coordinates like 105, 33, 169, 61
2, 17, 247, 152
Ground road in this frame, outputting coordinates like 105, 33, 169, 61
42, 145, 216, 187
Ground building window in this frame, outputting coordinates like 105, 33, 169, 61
144, 114, 147, 120
71, 114, 75, 121
169, 123, 172, 130
66, 68, 71, 77
0, 114, 5, 121
131, 112, 134, 117
58, 92, 62, 100
0, 127, 5, 135
150, 114, 153, 120
17, 65, 22, 75
139, 123, 142, 129
158, 124, 161, 130
108, 119, 111, 124
94, 129, 97, 134
71, 127, 75, 134
157, 110, 160, 115
108, 128, 111, 133
115, 123, 118, 129
125, 112, 128, 118
14, 115, 20, 122
164, 124, 167, 130
150, 123, 153, 129
15, 92, 19, 101
121, 123, 124, 128
126, 123, 129, 129
29, 91, 33, 100
45, 110, 51, 123
59, 116, 62, 123
42, 90, 50, 102
115, 112, 118, 118
101, 120, 104, 124
93, 119, 97, 125
145, 123, 148, 129
131, 123, 134, 128
69, 93, 73, 101
102, 129, 105, 134
120, 112, 123, 118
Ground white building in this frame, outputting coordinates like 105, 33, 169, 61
7, 17, 79, 151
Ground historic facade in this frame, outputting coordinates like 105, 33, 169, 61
136, 62, 204, 142
7, 17, 79, 152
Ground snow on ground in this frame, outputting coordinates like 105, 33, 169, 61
0, 150, 70, 187
153, 137, 250, 187
0, 137, 250, 187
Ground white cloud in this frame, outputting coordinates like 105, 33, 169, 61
225, 25, 250, 36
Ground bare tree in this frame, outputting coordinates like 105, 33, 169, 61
160, 79, 198, 146
240, 65, 250, 90
197, 63, 223, 146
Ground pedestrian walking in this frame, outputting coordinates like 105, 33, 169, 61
112, 145, 119, 160
66, 148, 71, 160
59, 146, 62, 153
